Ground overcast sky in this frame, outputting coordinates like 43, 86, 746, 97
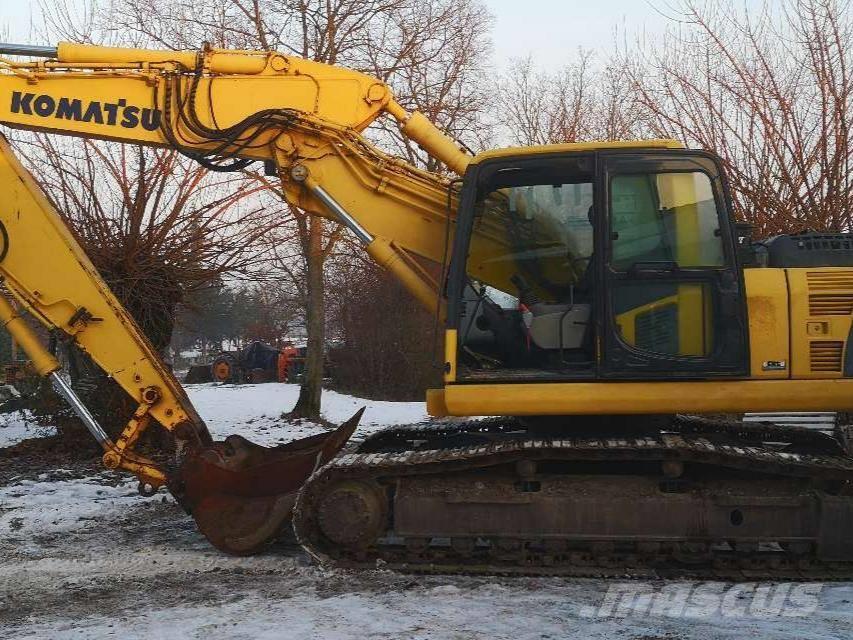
1, 0, 765, 69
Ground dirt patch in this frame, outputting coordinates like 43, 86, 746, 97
0, 434, 101, 485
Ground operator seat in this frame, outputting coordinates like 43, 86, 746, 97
524, 205, 595, 353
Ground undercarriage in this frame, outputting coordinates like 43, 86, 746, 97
293, 417, 853, 579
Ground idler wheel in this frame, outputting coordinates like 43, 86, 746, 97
316, 480, 386, 547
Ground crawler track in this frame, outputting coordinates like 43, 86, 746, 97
293, 417, 853, 579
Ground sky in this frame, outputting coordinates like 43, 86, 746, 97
487, 0, 674, 67
2, 0, 43, 39
0, 0, 737, 71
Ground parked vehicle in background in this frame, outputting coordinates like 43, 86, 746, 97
185, 341, 306, 385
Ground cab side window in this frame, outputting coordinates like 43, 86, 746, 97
611, 171, 724, 271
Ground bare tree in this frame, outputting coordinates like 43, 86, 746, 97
359, 0, 494, 169
5, 131, 278, 439
15, 135, 279, 348
622, 0, 853, 236
495, 51, 641, 146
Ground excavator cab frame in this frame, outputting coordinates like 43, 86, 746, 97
444, 146, 750, 385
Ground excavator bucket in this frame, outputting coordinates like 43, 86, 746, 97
175, 408, 364, 555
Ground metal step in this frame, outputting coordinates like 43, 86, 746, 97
743, 412, 838, 433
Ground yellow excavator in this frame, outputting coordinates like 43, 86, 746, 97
2, 41, 853, 577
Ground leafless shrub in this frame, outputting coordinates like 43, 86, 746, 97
327, 257, 442, 401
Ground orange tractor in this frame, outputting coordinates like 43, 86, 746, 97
197, 341, 304, 384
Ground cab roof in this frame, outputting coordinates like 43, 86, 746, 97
470, 139, 685, 165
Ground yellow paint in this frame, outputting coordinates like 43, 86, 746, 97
0, 293, 59, 376
58, 42, 256, 73
677, 284, 708, 356
744, 268, 790, 379
470, 139, 684, 164
399, 110, 471, 175
787, 267, 853, 379
0, 64, 386, 146
365, 236, 443, 317
444, 329, 457, 383
426, 388, 450, 417
664, 173, 704, 355
437, 379, 853, 416
613, 288, 709, 357
615, 294, 678, 348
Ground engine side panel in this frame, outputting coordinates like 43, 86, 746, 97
744, 268, 790, 379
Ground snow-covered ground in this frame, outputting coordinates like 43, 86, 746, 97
2, 383, 853, 639
0, 411, 56, 448
0, 382, 427, 449
187, 382, 429, 446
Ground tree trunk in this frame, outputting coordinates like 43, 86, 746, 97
292, 215, 324, 420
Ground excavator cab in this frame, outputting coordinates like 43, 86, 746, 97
447, 147, 749, 383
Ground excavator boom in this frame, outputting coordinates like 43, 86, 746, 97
0, 41, 495, 311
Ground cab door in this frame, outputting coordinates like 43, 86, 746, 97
598, 151, 748, 378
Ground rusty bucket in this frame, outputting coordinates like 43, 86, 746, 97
175, 408, 363, 554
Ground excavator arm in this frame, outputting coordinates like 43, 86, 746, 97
0, 41, 483, 553
0, 131, 207, 490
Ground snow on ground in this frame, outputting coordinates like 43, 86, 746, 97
0, 382, 427, 449
0, 410, 56, 448
186, 382, 428, 446
8, 575, 853, 640
0, 472, 161, 544
2, 384, 853, 639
